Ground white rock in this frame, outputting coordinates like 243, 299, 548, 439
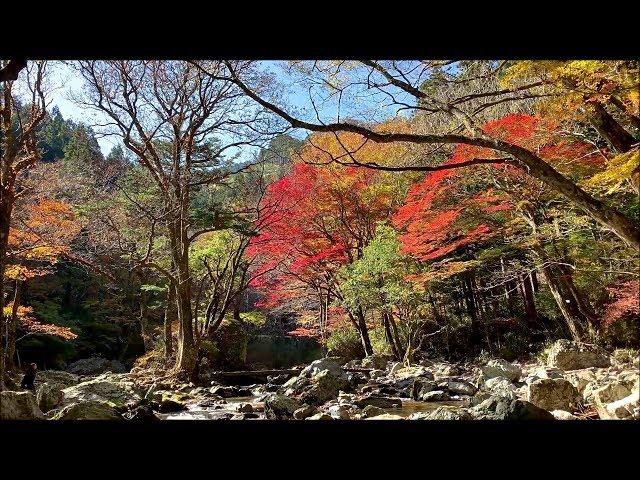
482, 359, 522, 382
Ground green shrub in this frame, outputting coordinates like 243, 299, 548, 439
204, 319, 248, 369
369, 327, 393, 357
326, 326, 365, 361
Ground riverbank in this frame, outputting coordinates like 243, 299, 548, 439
1, 340, 638, 420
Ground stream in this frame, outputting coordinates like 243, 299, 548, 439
158, 396, 465, 420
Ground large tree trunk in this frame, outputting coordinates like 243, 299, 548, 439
519, 272, 538, 324
163, 285, 175, 362
6, 279, 21, 371
462, 276, 482, 347
0, 198, 13, 391
499, 142, 640, 249
382, 311, 401, 360
587, 101, 636, 153
349, 307, 373, 356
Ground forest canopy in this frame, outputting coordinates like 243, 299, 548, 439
0, 59, 638, 422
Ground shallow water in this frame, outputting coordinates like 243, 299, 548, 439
158, 395, 465, 420
390, 399, 466, 418
158, 396, 264, 420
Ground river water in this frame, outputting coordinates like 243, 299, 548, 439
159, 396, 465, 420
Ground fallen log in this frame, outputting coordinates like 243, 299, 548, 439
210, 369, 302, 378
209, 366, 375, 381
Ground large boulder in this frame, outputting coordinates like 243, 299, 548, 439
0, 391, 44, 420
35, 370, 80, 391
551, 410, 580, 420
411, 378, 437, 400
150, 390, 190, 413
51, 400, 123, 420
66, 357, 127, 376
471, 396, 555, 420
482, 359, 522, 382
36, 383, 65, 412
546, 340, 610, 370
300, 369, 350, 405
591, 380, 637, 419
526, 378, 581, 411
427, 407, 472, 420
293, 404, 317, 420
565, 369, 598, 396
299, 357, 344, 378
354, 394, 402, 409
361, 354, 389, 370
446, 379, 478, 396
264, 393, 301, 419
598, 390, 639, 420
483, 377, 518, 400
62, 373, 142, 408
361, 405, 386, 418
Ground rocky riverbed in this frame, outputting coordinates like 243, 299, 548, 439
1, 340, 638, 421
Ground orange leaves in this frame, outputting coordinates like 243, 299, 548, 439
8, 197, 80, 263
602, 280, 639, 327
3, 303, 77, 340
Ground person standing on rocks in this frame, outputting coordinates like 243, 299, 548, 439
20, 363, 37, 391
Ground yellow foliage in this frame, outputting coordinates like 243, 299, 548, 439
588, 147, 640, 194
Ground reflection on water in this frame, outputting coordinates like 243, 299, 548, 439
391, 399, 466, 418
247, 335, 324, 369
159, 396, 262, 420
159, 396, 466, 420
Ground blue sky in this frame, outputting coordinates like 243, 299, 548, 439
48, 61, 415, 159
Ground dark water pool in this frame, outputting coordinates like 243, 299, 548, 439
246, 335, 324, 369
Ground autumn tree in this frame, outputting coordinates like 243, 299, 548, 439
0, 60, 47, 389
75, 61, 275, 378
220, 60, 640, 249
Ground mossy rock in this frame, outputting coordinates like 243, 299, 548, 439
51, 400, 123, 420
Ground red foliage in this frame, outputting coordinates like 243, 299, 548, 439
248, 162, 395, 308
393, 114, 604, 262
602, 280, 639, 327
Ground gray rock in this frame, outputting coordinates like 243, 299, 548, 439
66, 357, 127, 376
551, 410, 580, 420
354, 395, 402, 409
328, 404, 353, 419
52, 400, 123, 420
300, 357, 344, 378
421, 390, 449, 402
362, 354, 389, 370
62, 373, 142, 408
0, 391, 44, 420
493, 398, 555, 420
446, 379, 478, 396
35, 370, 80, 390
264, 394, 301, 419
306, 412, 333, 420
599, 390, 639, 420
36, 383, 64, 412
293, 404, 317, 420
592, 380, 636, 419
411, 378, 437, 400
427, 406, 472, 420
482, 359, 522, 382
547, 340, 610, 370
484, 377, 518, 400
300, 368, 350, 405
361, 405, 386, 418
365, 413, 404, 420
527, 378, 581, 411
533, 367, 565, 379
236, 403, 254, 413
